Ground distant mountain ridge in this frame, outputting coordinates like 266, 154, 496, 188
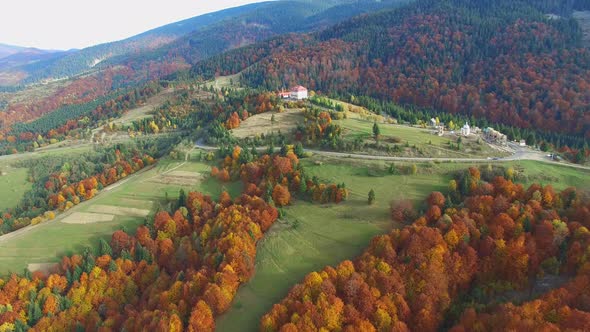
0, 43, 62, 60
0, 44, 29, 59
0, 2, 271, 85
0, 0, 404, 86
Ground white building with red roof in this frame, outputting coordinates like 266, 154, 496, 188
290, 85, 308, 100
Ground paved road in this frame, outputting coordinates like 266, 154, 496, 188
194, 141, 590, 171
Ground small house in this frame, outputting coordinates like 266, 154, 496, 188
290, 86, 308, 100
461, 122, 471, 137
519, 139, 526, 147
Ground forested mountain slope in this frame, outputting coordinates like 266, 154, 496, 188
0, 2, 269, 85
193, 0, 590, 140
0, 0, 404, 86
0, 50, 70, 71
106, 0, 406, 70
0, 0, 404, 142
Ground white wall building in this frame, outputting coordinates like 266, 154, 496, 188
290, 86, 308, 100
461, 122, 471, 137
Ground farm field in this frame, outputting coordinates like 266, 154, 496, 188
216, 156, 590, 331
335, 117, 506, 158
231, 109, 304, 139
0, 157, 239, 275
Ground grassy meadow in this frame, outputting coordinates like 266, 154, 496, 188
0, 157, 237, 275
0, 146, 96, 211
0, 168, 31, 211
217, 157, 452, 331
335, 117, 505, 158
216, 156, 590, 331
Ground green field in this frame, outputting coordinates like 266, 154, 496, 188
508, 160, 590, 191
335, 117, 504, 158
216, 157, 453, 331
0, 158, 238, 275
0, 168, 31, 211
0, 146, 95, 212
211, 73, 242, 90
1, 143, 588, 328
216, 156, 590, 331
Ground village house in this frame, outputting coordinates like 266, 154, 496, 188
290, 86, 308, 100
460, 122, 471, 137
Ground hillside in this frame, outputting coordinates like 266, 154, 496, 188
0, 0, 405, 149
0, 50, 71, 72
0, 0, 403, 86
0, 45, 66, 85
193, 0, 590, 143
112, 0, 407, 68
0, 2, 269, 85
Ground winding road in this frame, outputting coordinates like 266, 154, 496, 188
194, 141, 590, 171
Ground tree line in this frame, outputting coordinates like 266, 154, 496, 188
261, 166, 590, 331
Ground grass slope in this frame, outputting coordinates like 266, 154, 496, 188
336, 117, 504, 158
216, 157, 451, 331
0, 158, 238, 275
216, 157, 590, 331
0, 168, 30, 211
0, 145, 95, 211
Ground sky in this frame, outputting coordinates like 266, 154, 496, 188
0, 0, 264, 50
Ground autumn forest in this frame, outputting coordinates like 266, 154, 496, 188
0, 0, 589, 331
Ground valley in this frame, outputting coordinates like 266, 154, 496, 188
0, 0, 589, 331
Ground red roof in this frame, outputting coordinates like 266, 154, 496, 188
292, 85, 307, 92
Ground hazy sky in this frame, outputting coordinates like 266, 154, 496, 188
0, 0, 265, 50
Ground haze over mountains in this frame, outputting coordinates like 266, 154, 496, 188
0, 0, 404, 86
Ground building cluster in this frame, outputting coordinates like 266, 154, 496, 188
430, 119, 480, 138
278, 85, 308, 100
